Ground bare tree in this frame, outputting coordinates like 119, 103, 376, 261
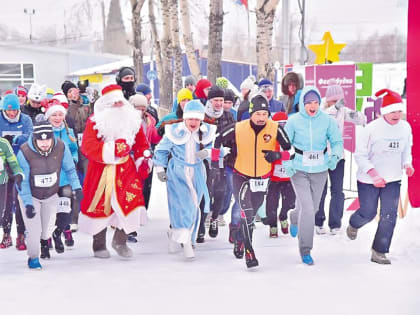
130, 0, 146, 83
179, 0, 201, 78
149, 0, 163, 82
207, 0, 224, 83
256, 0, 279, 81
170, 0, 183, 95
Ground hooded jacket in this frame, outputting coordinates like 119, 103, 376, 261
284, 86, 343, 173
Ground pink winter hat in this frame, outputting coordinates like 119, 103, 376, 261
325, 79, 344, 102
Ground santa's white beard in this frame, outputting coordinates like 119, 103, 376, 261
92, 104, 142, 146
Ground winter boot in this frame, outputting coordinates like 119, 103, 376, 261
0, 233, 13, 249
371, 249, 391, 265
269, 226, 278, 238
302, 254, 314, 265
290, 224, 298, 238
245, 249, 259, 269
112, 229, 133, 258
127, 231, 138, 243
16, 234, 27, 251
228, 223, 240, 244
93, 228, 110, 258
63, 229, 74, 247
233, 240, 244, 259
196, 232, 205, 243
47, 238, 53, 249
28, 257, 42, 270
315, 226, 327, 235
346, 225, 358, 240
40, 239, 51, 259
209, 218, 218, 238
52, 228, 65, 254
280, 220, 289, 235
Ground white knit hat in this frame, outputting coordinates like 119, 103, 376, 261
240, 75, 256, 91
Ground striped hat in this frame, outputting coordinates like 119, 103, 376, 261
33, 121, 53, 140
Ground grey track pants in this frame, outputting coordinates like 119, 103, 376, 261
290, 170, 327, 257
20, 194, 59, 259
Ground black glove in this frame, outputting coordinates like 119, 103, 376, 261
73, 188, 84, 204
25, 205, 35, 219
14, 174, 23, 190
3, 135, 14, 144
262, 150, 282, 163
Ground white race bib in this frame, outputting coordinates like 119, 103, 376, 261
77, 133, 83, 146
0, 158, 4, 171
302, 151, 324, 166
249, 178, 269, 193
57, 197, 71, 213
1, 131, 22, 137
385, 139, 402, 153
273, 164, 288, 178
34, 172, 57, 188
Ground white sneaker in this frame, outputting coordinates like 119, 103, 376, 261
315, 226, 327, 235
182, 241, 195, 260
330, 228, 341, 235
218, 215, 226, 226
205, 212, 212, 227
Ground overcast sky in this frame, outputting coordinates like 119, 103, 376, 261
0, 0, 408, 44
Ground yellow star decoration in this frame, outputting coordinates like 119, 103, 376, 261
308, 32, 346, 64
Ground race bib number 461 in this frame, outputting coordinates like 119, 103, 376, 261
302, 151, 324, 166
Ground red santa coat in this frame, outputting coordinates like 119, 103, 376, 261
79, 117, 149, 235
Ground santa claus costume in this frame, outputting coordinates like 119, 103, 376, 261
78, 84, 150, 258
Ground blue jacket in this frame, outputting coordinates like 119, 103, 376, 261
284, 86, 343, 173
269, 98, 286, 115
53, 125, 79, 187
288, 89, 302, 116
0, 111, 33, 154
16, 135, 81, 207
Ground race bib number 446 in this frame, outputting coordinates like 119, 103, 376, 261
34, 172, 57, 187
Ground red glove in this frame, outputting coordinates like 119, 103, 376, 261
367, 168, 386, 188
114, 139, 131, 158
211, 148, 221, 162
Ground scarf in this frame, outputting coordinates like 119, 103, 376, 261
204, 100, 223, 119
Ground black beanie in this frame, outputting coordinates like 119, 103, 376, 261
33, 121, 54, 140
249, 94, 270, 116
61, 81, 77, 96
224, 89, 236, 103
117, 67, 136, 83
207, 85, 225, 100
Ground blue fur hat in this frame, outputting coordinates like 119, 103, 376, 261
183, 100, 205, 120
2, 94, 20, 111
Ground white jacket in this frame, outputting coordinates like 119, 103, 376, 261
354, 117, 413, 184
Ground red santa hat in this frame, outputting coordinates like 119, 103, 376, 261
94, 84, 126, 113
375, 89, 404, 115
52, 92, 69, 109
44, 98, 67, 119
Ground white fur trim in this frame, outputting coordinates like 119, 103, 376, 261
102, 141, 116, 164
183, 112, 205, 120
95, 89, 125, 113
380, 102, 404, 115
135, 157, 144, 171
45, 104, 67, 119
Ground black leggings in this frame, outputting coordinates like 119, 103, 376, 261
2, 178, 25, 235
55, 185, 72, 232
0, 183, 6, 227
232, 172, 265, 251
265, 181, 296, 227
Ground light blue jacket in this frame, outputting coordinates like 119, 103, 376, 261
0, 111, 33, 154
284, 86, 343, 173
16, 135, 81, 207
53, 125, 78, 187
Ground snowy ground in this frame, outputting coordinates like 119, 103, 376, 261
1, 169, 419, 315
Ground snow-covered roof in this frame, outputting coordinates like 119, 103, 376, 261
69, 57, 153, 76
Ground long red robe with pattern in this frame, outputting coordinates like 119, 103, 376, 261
78, 117, 149, 235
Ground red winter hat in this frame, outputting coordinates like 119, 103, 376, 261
45, 98, 67, 119
272, 111, 288, 123
52, 92, 69, 109
375, 89, 404, 115
195, 79, 212, 99
94, 84, 126, 113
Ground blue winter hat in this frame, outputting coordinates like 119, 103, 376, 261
258, 78, 273, 88
136, 83, 152, 95
303, 90, 320, 105
183, 100, 205, 120
2, 94, 20, 111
